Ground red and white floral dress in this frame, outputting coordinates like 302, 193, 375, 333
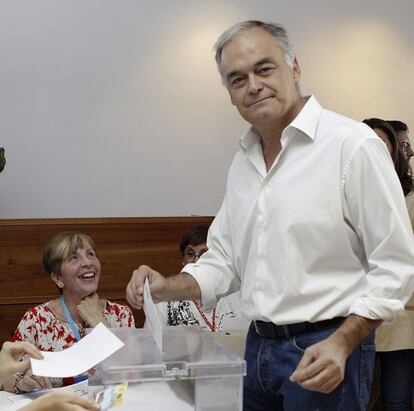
12, 300, 135, 387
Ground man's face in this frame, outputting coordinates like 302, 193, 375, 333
396, 130, 413, 161
220, 27, 301, 128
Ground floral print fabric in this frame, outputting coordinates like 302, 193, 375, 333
12, 300, 135, 386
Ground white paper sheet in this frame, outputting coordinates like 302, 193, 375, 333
2, 381, 89, 411
143, 278, 163, 352
30, 323, 124, 378
6, 380, 89, 403
1, 398, 32, 411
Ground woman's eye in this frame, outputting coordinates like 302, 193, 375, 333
87, 250, 96, 257
68, 254, 78, 262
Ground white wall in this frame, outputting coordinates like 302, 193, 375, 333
0, 0, 413, 218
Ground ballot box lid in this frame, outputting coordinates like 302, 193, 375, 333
93, 326, 246, 385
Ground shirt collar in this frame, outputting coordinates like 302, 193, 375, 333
288, 95, 322, 141
239, 95, 322, 150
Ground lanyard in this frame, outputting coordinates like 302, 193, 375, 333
193, 300, 216, 332
60, 295, 82, 341
60, 296, 88, 383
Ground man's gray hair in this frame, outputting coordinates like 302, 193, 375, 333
214, 20, 295, 82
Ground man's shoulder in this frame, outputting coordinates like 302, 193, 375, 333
319, 108, 373, 143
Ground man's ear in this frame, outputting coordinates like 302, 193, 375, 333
51, 272, 64, 289
292, 57, 301, 83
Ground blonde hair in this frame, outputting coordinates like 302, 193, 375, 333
43, 232, 96, 274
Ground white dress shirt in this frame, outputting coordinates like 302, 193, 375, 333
184, 96, 414, 324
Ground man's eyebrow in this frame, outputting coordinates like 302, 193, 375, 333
225, 57, 277, 83
226, 69, 243, 83
254, 57, 276, 67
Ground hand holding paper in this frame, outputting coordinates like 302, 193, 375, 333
30, 323, 124, 378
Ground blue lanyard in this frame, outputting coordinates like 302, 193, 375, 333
60, 296, 88, 383
60, 296, 82, 341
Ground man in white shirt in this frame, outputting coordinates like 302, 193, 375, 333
126, 21, 414, 410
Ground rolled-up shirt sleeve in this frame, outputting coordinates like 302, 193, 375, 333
181, 196, 241, 311
343, 137, 414, 321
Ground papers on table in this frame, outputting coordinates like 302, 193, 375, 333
1, 398, 32, 411
30, 323, 124, 378
6, 380, 88, 403
143, 278, 163, 352
4, 380, 89, 410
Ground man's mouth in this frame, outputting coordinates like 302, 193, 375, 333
247, 96, 272, 107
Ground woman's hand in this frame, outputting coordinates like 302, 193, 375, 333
0, 341, 43, 384
77, 292, 107, 328
14, 368, 51, 392
20, 391, 100, 411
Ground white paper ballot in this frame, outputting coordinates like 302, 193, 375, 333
1, 399, 32, 411
30, 323, 124, 378
6, 379, 89, 403
143, 278, 163, 352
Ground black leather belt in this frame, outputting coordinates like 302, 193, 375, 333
254, 317, 345, 338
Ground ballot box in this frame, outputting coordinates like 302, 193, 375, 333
89, 326, 246, 411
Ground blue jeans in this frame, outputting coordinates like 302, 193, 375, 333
244, 323, 375, 411
378, 349, 414, 411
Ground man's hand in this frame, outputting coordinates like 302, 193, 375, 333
289, 315, 380, 393
126, 265, 168, 310
20, 391, 100, 411
78, 292, 107, 328
289, 335, 349, 393
0, 341, 43, 384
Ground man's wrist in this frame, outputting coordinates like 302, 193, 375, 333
329, 314, 381, 356
164, 272, 201, 301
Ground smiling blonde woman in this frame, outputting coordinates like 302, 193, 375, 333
5, 231, 135, 393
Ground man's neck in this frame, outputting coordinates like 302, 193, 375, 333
256, 96, 305, 172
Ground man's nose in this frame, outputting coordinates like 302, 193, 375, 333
247, 74, 263, 94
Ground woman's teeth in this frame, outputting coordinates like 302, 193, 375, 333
80, 272, 95, 279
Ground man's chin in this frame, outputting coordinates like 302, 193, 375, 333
248, 109, 274, 123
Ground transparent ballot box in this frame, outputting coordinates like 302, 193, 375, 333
89, 326, 246, 411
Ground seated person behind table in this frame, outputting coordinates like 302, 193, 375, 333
5, 231, 135, 392
156, 224, 240, 331
0, 341, 99, 411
